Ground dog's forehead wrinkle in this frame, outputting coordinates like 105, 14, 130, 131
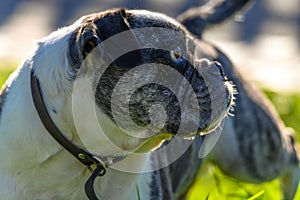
129, 9, 182, 29
132, 28, 186, 51
67, 8, 193, 80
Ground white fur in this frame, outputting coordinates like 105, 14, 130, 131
0, 22, 153, 200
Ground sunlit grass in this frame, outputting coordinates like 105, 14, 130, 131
0, 62, 16, 87
0, 64, 299, 199
264, 90, 300, 143
187, 163, 290, 200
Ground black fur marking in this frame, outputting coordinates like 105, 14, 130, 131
68, 30, 82, 80
112, 50, 144, 69
129, 84, 181, 134
95, 48, 212, 134
67, 9, 135, 79
150, 136, 203, 199
67, 8, 184, 80
169, 136, 203, 198
150, 170, 162, 200
82, 35, 98, 56
158, 167, 174, 200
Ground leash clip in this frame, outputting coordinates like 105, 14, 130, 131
87, 156, 107, 176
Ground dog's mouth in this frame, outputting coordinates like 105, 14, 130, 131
126, 77, 234, 153
127, 74, 233, 139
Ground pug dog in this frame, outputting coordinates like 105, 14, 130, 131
0, 8, 234, 200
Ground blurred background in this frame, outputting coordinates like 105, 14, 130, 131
0, 0, 299, 199
0, 0, 299, 92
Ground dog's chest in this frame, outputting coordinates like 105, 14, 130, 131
8, 157, 152, 200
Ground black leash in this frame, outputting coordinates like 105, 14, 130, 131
30, 69, 111, 200
85, 162, 106, 200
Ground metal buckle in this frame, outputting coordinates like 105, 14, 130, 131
87, 156, 107, 176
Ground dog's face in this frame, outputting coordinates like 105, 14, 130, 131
63, 9, 234, 154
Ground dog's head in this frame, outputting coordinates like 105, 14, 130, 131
34, 9, 234, 156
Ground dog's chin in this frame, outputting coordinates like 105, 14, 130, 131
132, 113, 228, 153
198, 105, 230, 135
133, 133, 173, 153
176, 118, 225, 139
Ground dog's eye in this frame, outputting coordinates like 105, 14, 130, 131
170, 46, 184, 63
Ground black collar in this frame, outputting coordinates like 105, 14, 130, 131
30, 69, 125, 200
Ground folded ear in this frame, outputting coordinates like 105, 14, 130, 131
79, 23, 99, 57
68, 21, 99, 73
68, 9, 144, 77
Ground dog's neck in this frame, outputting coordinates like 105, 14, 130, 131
0, 56, 152, 199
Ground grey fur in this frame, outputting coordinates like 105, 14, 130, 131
178, 0, 299, 198
150, 137, 203, 200
209, 47, 299, 199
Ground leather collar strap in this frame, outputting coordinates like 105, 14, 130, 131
30, 69, 123, 200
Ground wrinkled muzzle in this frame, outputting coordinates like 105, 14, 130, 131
95, 48, 233, 138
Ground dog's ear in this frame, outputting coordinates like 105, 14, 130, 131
79, 23, 100, 58
68, 9, 143, 72
93, 9, 144, 68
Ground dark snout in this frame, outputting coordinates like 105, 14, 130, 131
94, 47, 232, 137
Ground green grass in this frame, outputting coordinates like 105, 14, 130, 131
0, 62, 16, 86
0, 65, 299, 199
188, 90, 300, 200
264, 90, 300, 143
187, 163, 283, 200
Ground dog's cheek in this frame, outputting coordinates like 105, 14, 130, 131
128, 84, 181, 134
